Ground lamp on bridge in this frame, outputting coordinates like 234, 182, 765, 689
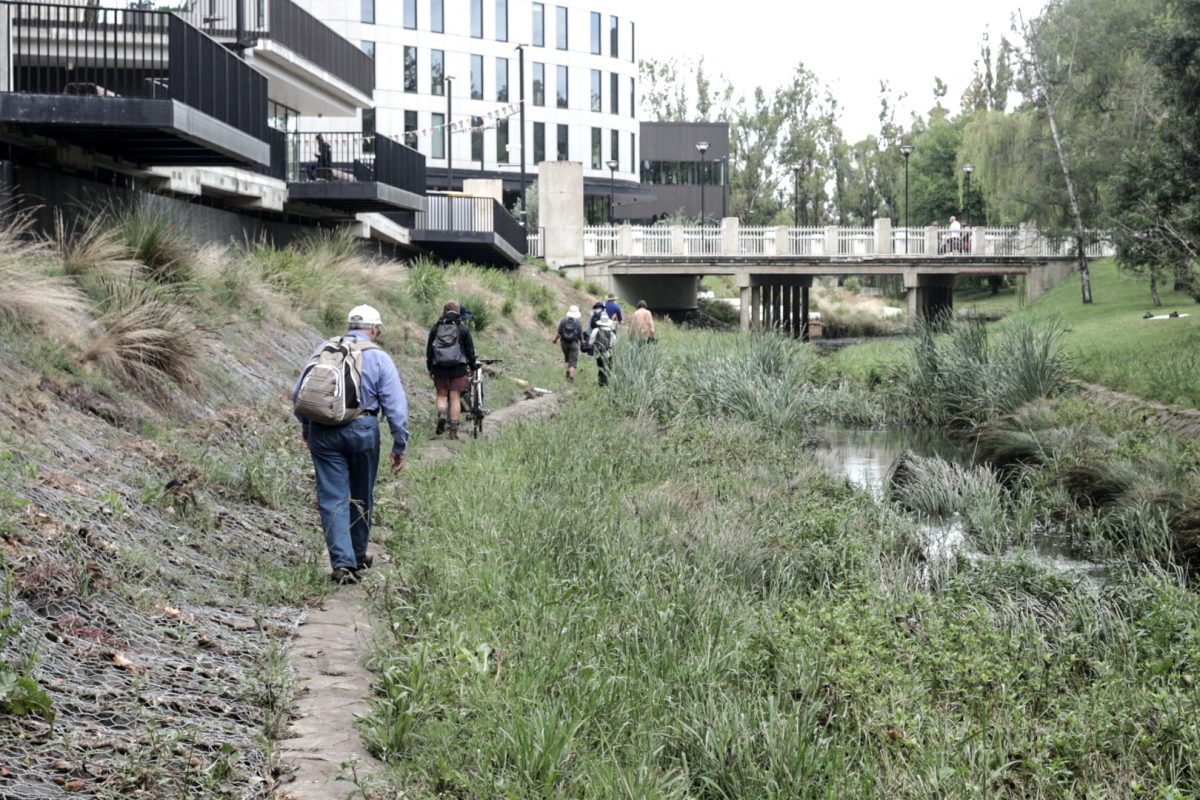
963, 162, 974, 230
793, 166, 802, 228
695, 141, 709, 225
606, 159, 618, 223
718, 156, 727, 219
899, 143, 913, 254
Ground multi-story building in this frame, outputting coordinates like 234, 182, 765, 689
620, 121, 729, 224
294, 0, 642, 221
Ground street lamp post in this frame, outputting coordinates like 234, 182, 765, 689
606, 159, 618, 224
719, 156, 727, 219
793, 166, 801, 228
962, 163, 974, 229
445, 76, 454, 192
900, 143, 913, 253
515, 43, 527, 224
695, 141, 709, 224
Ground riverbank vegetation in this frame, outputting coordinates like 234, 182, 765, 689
364, 316, 1200, 797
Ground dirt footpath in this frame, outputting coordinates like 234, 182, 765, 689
277, 392, 560, 799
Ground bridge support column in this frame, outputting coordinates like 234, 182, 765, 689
749, 286, 761, 330
741, 276, 812, 338
801, 284, 810, 341
537, 161, 584, 268
781, 284, 793, 335
906, 272, 957, 323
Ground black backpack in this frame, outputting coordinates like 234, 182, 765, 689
560, 317, 581, 343
432, 320, 468, 367
591, 328, 614, 359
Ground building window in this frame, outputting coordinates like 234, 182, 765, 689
495, 0, 507, 41
268, 99, 299, 132
471, 125, 484, 164
590, 69, 601, 112
404, 46, 418, 93
590, 11, 600, 55
471, 54, 484, 100
432, 112, 445, 159
591, 127, 601, 169
610, 129, 619, 170
496, 57, 509, 101
361, 0, 373, 24
630, 20, 635, 61
610, 72, 618, 114
496, 119, 509, 163
534, 122, 545, 163
556, 65, 568, 108
532, 62, 545, 106
403, 0, 416, 29
555, 6, 567, 50
532, 2, 544, 46
362, 108, 375, 153
432, 0, 443, 32
609, 15, 618, 57
431, 49, 445, 95
361, 40, 375, 58
404, 110, 418, 147
470, 0, 482, 38
630, 76, 635, 118
557, 123, 568, 161
630, 132, 636, 173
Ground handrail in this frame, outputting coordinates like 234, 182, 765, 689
418, 196, 527, 256
287, 131, 424, 196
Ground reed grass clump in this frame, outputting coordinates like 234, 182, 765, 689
0, 211, 89, 334
115, 203, 196, 284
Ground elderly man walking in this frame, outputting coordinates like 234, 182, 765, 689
628, 300, 656, 342
293, 305, 409, 585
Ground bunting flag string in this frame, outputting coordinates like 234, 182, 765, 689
414, 101, 521, 139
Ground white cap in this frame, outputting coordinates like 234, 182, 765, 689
347, 304, 383, 328
567, 305, 581, 319
596, 313, 613, 329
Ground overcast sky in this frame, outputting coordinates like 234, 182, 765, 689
635, 0, 1048, 141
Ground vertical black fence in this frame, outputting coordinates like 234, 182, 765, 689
492, 199, 527, 254
419, 196, 528, 256
288, 131, 426, 197
375, 134, 426, 197
2, 1, 267, 144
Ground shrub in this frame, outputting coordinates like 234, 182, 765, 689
53, 211, 141, 280
501, 297, 515, 317
585, 281, 604, 296
406, 256, 447, 307
460, 294, 494, 332
116, 202, 195, 284
0, 211, 89, 333
535, 305, 555, 327
843, 276, 862, 293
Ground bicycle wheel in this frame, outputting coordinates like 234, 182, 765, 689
472, 382, 484, 438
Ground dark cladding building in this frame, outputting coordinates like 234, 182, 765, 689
615, 121, 729, 224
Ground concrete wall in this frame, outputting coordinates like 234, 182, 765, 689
538, 160, 584, 268
462, 178, 503, 205
1026, 260, 1076, 303
610, 275, 697, 311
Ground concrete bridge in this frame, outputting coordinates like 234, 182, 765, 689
534, 162, 1111, 336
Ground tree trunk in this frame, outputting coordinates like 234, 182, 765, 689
1151, 271, 1162, 307
1044, 106, 1093, 304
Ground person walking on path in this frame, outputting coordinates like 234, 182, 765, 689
293, 305, 408, 585
588, 313, 616, 387
426, 300, 477, 440
604, 293, 624, 327
628, 300, 656, 342
551, 304, 584, 381
583, 300, 605, 354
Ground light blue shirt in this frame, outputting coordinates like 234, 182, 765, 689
294, 330, 410, 455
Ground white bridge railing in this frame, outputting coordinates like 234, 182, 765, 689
577, 221, 1114, 259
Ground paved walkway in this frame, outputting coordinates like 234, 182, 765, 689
277, 393, 560, 799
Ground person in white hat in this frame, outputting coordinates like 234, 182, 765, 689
587, 312, 616, 387
292, 304, 409, 585
551, 304, 584, 381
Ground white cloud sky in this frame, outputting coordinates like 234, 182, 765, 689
634, 0, 1048, 141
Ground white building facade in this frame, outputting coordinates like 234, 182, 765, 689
296, 0, 641, 207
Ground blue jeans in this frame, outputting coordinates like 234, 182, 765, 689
308, 416, 380, 569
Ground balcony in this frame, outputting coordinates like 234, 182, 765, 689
410, 195, 527, 268
0, 1, 270, 167
176, 0, 373, 115
284, 131, 425, 215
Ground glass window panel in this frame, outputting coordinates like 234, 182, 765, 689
495, 0, 507, 41
404, 46, 418, 93
610, 129, 619, 168
472, 126, 484, 163
591, 127, 601, 169
432, 0, 443, 32
557, 124, 568, 160
630, 76, 635, 118
534, 122, 545, 163
532, 2, 543, 46
470, 0, 482, 37
610, 72, 618, 114
630, 21, 635, 62
533, 62, 545, 106
362, 108, 375, 154
432, 112, 445, 159
630, 132, 635, 173
609, 15, 618, 57
471, 54, 484, 99
556, 65, 568, 108
590, 69, 601, 112
404, 110, 418, 147
360, 0, 373, 24
360, 40, 374, 58
431, 49, 444, 96
496, 57, 509, 102
555, 6, 567, 50
403, 0, 416, 29
590, 12, 600, 55
496, 119, 509, 163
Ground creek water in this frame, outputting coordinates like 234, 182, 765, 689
812, 427, 1108, 580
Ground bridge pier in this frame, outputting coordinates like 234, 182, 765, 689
906, 271, 957, 322
738, 274, 812, 340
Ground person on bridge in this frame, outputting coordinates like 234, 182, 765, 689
628, 300, 656, 343
948, 216, 962, 253
551, 304, 584, 381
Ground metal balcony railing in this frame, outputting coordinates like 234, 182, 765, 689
0, 1, 268, 142
288, 130, 425, 195
177, 0, 374, 98
418, 196, 528, 256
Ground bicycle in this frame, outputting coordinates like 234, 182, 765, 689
462, 358, 503, 439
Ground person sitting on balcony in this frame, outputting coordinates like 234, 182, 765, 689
309, 134, 333, 180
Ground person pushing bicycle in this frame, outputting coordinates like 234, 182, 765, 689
426, 300, 477, 440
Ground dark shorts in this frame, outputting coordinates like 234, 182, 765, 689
561, 341, 581, 366
434, 374, 470, 394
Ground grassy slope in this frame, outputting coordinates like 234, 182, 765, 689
828, 259, 1200, 408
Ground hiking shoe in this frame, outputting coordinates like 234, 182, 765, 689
448, 424, 459, 440
435, 418, 446, 435
329, 567, 360, 585
356, 553, 374, 571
